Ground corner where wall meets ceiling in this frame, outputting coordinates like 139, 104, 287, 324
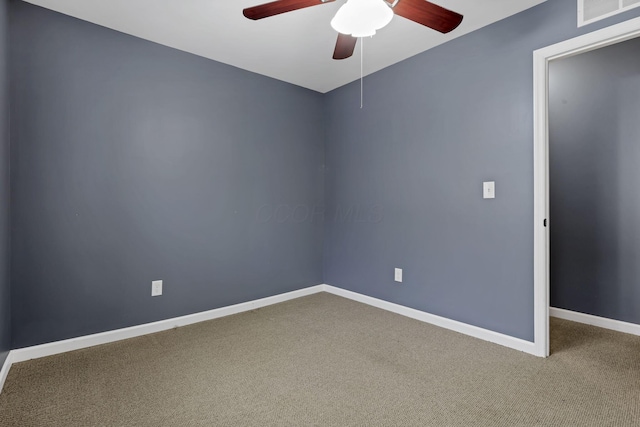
22, 0, 547, 92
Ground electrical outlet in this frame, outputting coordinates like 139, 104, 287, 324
152, 280, 163, 297
394, 268, 403, 283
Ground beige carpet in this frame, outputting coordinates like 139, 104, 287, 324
1, 293, 639, 426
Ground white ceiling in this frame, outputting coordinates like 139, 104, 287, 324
23, 0, 546, 93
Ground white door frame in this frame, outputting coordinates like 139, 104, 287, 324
533, 16, 640, 358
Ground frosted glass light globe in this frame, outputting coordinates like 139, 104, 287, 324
330, 0, 394, 38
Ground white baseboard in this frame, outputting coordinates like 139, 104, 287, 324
0, 351, 12, 395
324, 285, 538, 356
1, 282, 543, 397
10, 285, 325, 364
550, 307, 640, 337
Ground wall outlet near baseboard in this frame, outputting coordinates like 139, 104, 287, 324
152, 280, 163, 297
394, 268, 403, 283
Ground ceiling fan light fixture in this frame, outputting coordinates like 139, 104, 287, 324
330, 0, 394, 38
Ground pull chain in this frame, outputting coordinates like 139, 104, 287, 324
360, 37, 363, 109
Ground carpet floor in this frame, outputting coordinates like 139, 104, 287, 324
0, 293, 639, 426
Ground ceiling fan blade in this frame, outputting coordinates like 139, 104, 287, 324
333, 33, 357, 60
243, 0, 335, 20
392, 0, 463, 33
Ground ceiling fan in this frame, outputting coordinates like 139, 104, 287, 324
243, 0, 463, 60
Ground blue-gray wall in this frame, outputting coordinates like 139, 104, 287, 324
549, 37, 640, 323
0, 0, 9, 367
323, 0, 640, 341
8, 0, 640, 350
10, 2, 324, 348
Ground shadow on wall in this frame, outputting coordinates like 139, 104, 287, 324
255, 204, 383, 224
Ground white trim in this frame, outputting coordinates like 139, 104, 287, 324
0, 282, 546, 397
324, 285, 538, 356
10, 285, 325, 364
534, 16, 640, 358
550, 307, 640, 336
533, 43, 550, 359
0, 351, 12, 395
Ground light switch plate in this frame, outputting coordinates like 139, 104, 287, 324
483, 181, 496, 199
152, 280, 163, 297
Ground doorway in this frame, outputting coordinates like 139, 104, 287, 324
533, 16, 640, 357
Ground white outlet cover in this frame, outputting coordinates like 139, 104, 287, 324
483, 181, 496, 199
152, 280, 163, 297
394, 268, 403, 283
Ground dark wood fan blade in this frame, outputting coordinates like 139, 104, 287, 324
333, 33, 357, 60
393, 0, 463, 33
243, 0, 335, 20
